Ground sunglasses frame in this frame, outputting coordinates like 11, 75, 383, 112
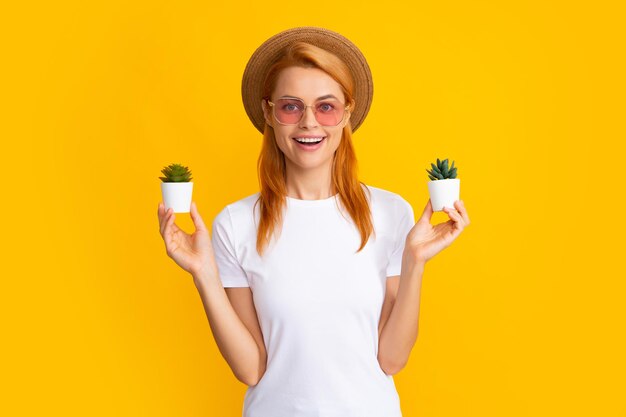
265, 97, 351, 127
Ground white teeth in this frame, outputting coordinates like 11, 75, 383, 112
294, 137, 324, 143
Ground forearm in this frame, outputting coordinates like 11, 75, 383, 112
193, 272, 264, 386
378, 252, 425, 375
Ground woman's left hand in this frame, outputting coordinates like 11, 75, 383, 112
405, 199, 470, 264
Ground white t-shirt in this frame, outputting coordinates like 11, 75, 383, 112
211, 184, 415, 417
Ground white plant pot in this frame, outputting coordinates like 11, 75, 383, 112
161, 182, 193, 213
427, 178, 460, 212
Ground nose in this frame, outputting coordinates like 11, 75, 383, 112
299, 105, 318, 128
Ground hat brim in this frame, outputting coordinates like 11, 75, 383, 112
241, 26, 373, 135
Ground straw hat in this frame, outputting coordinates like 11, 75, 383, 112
241, 26, 373, 134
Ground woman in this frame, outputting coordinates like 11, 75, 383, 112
157, 27, 470, 417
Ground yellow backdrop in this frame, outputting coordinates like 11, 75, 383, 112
2, 1, 624, 416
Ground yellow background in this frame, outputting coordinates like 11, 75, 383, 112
2, 1, 624, 415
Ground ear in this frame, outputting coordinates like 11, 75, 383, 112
342, 99, 355, 128
343, 110, 351, 128
261, 99, 273, 127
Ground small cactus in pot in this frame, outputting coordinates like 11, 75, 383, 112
160, 163, 194, 213
426, 158, 460, 212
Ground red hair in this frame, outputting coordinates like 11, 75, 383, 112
253, 41, 374, 256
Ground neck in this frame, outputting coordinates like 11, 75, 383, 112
285, 160, 335, 200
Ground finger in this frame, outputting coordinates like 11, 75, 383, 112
189, 201, 207, 232
418, 199, 434, 223
443, 206, 464, 227
161, 208, 173, 237
442, 206, 458, 217
158, 202, 165, 228
164, 210, 176, 239
442, 213, 464, 243
454, 200, 470, 225
160, 208, 169, 237
159, 207, 166, 236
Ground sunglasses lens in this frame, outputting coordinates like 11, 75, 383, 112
274, 99, 304, 124
315, 101, 343, 126
273, 99, 344, 126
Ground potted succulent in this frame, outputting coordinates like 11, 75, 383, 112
160, 163, 193, 213
426, 158, 460, 212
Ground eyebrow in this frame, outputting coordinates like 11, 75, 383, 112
279, 94, 339, 101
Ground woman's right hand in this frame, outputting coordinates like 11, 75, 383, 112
157, 201, 219, 281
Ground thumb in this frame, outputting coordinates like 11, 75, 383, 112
418, 198, 434, 223
189, 201, 207, 232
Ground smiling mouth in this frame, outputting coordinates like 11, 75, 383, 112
292, 137, 326, 146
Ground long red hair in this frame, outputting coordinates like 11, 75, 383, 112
253, 41, 374, 256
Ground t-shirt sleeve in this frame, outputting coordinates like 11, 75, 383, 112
386, 197, 415, 277
211, 206, 250, 287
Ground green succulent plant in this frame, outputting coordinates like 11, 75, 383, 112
159, 163, 193, 182
426, 158, 457, 181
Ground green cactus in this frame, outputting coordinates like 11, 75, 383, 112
159, 163, 193, 182
426, 158, 457, 181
